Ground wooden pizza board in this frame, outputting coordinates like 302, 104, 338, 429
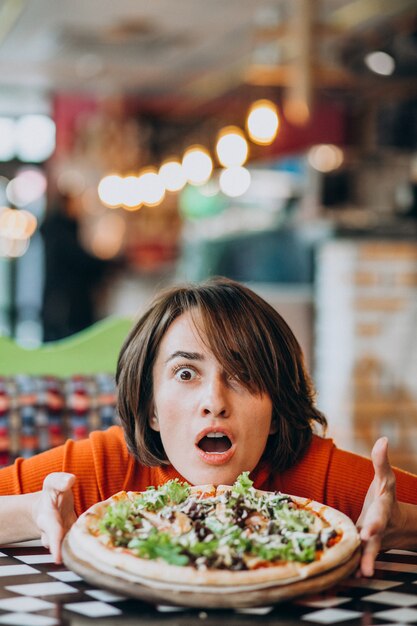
62, 537, 361, 609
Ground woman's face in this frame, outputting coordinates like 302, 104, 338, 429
150, 311, 274, 485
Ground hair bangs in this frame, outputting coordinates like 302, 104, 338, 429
186, 287, 278, 397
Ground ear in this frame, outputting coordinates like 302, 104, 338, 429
269, 418, 278, 435
149, 414, 160, 432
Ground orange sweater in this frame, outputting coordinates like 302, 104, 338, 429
1, 426, 416, 522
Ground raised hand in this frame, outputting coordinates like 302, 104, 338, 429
356, 437, 401, 576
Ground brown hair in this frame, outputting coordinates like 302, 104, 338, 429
116, 277, 327, 472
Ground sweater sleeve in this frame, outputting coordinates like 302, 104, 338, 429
325, 445, 417, 522
0, 426, 133, 516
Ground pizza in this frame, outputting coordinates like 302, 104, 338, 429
66, 472, 360, 589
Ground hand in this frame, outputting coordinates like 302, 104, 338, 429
31, 472, 77, 564
356, 437, 401, 576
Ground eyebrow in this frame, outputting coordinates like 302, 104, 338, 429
165, 351, 204, 364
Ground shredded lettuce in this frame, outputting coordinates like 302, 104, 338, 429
98, 500, 137, 546
160, 478, 191, 504
232, 471, 254, 496
185, 537, 220, 558
251, 539, 315, 563
128, 529, 189, 566
133, 479, 191, 511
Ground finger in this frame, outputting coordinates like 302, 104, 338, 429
37, 507, 64, 560
43, 472, 76, 494
47, 520, 65, 564
371, 437, 391, 479
360, 534, 382, 577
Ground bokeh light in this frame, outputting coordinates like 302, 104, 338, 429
90, 213, 126, 259
98, 174, 124, 208
219, 166, 251, 197
121, 175, 142, 209
364, 51, 395, 76
182, 146, 213, 186
159, 159, 186, 192
246, 100, 279, 145
138, 168, 165, 206
0, 207, 37, 239
15, 115, 56, 162
308, 144, 344, 172
216, 127, 249, 167
6, 168, 47, 207
0, 235, 30, 258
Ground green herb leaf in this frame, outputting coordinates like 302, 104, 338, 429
232, 471, 254, 496
98, 500, 138, 546
133, 479, 191, 511
160, 479, 191, 504
128, 529, 189, 566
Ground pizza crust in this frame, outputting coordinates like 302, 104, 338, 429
67, 486, 360, 588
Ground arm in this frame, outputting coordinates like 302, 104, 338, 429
0, 434, 105, 515
0, 473, 76, 563
0, 492, 40, 543
0, 427, 134, 559
0, 437, 94, 561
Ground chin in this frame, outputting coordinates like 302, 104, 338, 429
179, 465, 245, 487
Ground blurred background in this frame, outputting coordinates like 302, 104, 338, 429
1, 0, 417, 470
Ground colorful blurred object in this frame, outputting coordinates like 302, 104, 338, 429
179, 183, 227, 219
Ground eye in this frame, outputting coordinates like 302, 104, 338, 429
174, 366, 197, 381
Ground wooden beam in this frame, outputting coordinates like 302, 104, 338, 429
245, 63, 359, 89
254, 23, 348, 43
245, 61, 417, 98
283, 0, 315, 125
244, 64, 295, 87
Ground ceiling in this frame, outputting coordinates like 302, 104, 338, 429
0, 0, 416, 116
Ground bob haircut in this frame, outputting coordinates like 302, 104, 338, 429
116, 277, 327, 472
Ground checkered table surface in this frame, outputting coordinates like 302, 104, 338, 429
0, 543, 416, 625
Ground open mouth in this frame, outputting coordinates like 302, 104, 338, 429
197, 432, 232, 454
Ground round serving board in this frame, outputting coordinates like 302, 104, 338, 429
62, 537, 361, 609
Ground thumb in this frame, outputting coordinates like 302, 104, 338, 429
371, 437, 391, 481
43, 472, 75, 496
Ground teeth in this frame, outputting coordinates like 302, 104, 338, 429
206, 432, 226, 438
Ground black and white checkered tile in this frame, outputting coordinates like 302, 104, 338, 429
0, 543, 417, 625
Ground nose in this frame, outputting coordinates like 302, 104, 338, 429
200, 373, 230, 418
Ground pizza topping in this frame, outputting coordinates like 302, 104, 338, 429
133, 479, 191, 512
320, 527, 339, 547
95, 472, 342, 571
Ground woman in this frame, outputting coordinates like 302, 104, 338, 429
0, 278, 416, 576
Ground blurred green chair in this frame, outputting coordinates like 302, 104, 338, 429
0, 317, 133, 376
